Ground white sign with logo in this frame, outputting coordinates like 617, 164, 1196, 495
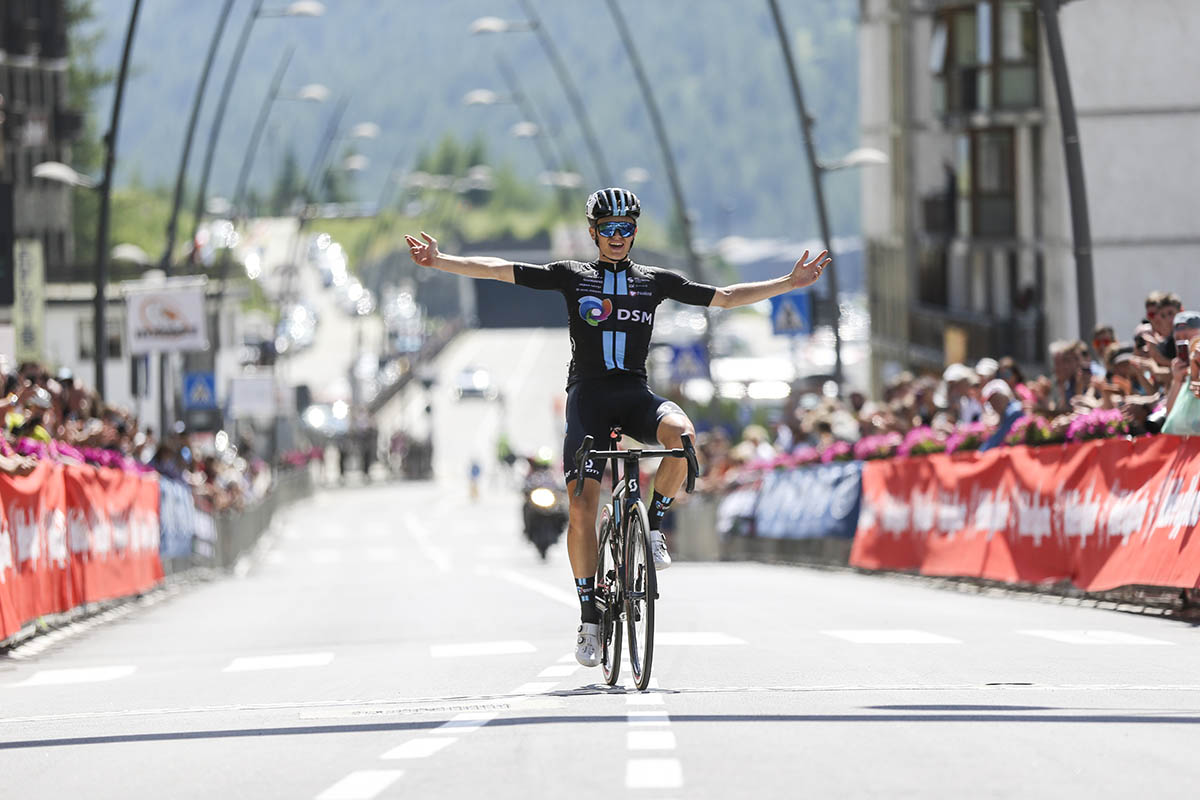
122, 277, 208, 355
228, 375, 278, 419
13, 239, 45, 362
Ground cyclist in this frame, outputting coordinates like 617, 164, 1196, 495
406, 187, 828, 666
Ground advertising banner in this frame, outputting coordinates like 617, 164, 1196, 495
229, 374, 278, 419
13, 239, 45, 362
123, 277, 208, 354
754, 461, 862, 539
850, 435, 1200, 591
1, 464, 163, 642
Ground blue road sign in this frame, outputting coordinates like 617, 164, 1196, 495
769, 291, 812, 336
183, 371, 218, 411
669, 342, 709, 383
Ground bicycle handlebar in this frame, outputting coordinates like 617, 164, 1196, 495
572, 433, 701, 496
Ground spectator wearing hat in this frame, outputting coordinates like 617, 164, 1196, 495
1166, 311, 1200, 417
979, 379, 1023, 452
943, 363, 983, 424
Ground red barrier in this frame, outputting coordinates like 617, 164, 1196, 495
850, 435, 1200, 591
0, 464, 162, 641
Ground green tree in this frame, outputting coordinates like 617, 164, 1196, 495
66, 0, 114, 263
269, 147, 304, 215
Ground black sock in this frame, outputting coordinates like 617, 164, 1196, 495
649, 491, 673, 531
576, 576, 599, 624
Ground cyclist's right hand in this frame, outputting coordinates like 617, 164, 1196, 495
405, 232, 440, 268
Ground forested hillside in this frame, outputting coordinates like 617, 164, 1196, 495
87, 0, 861, 242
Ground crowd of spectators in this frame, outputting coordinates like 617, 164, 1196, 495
699, 290, 1200, 490
0, 359, 271, 512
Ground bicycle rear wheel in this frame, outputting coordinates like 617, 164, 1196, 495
596, 507, 622, 686
624, 501, 656, 691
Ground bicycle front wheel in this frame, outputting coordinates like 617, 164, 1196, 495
624, 501, 656, 691
596, 507, 622, 686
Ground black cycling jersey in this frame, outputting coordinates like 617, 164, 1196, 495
512, 258, 716, 387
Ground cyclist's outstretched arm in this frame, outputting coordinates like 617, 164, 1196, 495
405, 231, 515, 283
710, 249, 830, 308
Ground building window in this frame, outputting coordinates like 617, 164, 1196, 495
955, 127, 1016, 238
78, 316, 123, 360
932, 1, 1038, 114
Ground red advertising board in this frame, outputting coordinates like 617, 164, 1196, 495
850, 435, 1200, 591
0, 464, 162, 641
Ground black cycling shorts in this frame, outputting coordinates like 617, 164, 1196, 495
563, 375, 683, 484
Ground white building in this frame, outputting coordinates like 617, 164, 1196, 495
860, 0, 1200, 390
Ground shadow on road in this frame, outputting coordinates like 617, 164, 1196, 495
5, 709, 1200, 750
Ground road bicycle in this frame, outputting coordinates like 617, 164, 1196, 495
573, 427, 699, 691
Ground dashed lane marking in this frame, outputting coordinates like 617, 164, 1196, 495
628, 730, 677, 750
512, 682, 559, 695
1018, 630, 1175, 645
430, 641, 536, 658
365, 546, 398, 562
9, 665, 136, 687
538, 665, 580, 678
476, 566, 577, 608
627, 693, 665, 705
404, 513, 451, 573
627, 710, 671, 725
823, 629, 962, 644
309, 549, 342, 565
655, 632, 746, 646
315, 770, 404, 799
223, 653, 335, 672
380, 738, 457, 760
432, 711, 498, 734
626, 758, 684, 789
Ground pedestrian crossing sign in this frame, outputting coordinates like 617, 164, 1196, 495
769, 291, 812, 336
183, 371, 218, 411
669, 342, 709, 383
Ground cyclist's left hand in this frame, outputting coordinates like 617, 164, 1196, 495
789, 249, 831, 288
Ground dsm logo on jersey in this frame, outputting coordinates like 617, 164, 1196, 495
578, 296, 654, 327
578, 296, 612, 326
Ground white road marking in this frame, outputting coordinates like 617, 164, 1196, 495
512, 682, 558, 695
266, 551, 287, 565
315, 770, 404, 799
365, 546, 398, 562
1019, 630, 1175, 645
405, 513, 451, 573
626, 758, 684, 789
310, 549, 342, 565
223, 653, 335, 672
627, 693, 664, 705
557, 653, 577, 663
627, 710, 671, 725
430, 641, 536, 658
823, 629, 962, 644
477, 567, 577, 608
380, 738, 457, 759
10, 665, 136, 687
655, 632, 746, 646
538, 664, 579, 678
434, 711, 497, 734
628, 730, 676, 750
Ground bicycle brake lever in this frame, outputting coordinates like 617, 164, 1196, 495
573, 435, 594, 496
680, 433, 700, 493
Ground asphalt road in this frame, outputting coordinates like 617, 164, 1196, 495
2, 474, 1198, 799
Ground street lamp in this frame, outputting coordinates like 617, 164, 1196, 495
189, 0, 326, 247
231, 43, 328, 217
767, 0, 887, 389
1037, 0, 1096, 341
470, 2, 612, 185
31, 0, 142, 399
